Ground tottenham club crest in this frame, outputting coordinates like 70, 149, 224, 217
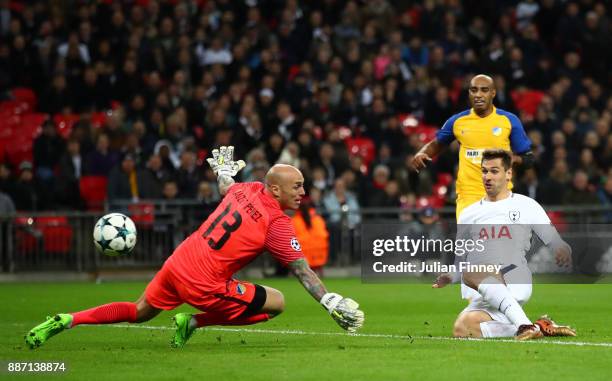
509, 210, 520, 223
290, 237, 301, 251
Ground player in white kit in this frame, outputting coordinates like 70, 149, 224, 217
433, 149, 576, 340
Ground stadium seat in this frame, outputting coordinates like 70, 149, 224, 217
91, 112, 108, 129
21, 113, 48, 138
546, 211, 568, 233
345, 137, 376, 167
412, 125, 438, 143
511, 89, 545, 118
0, 118, 17, 140
397, 113, 419, 135
11, 87, 37, 110
0, 100, 30, 116
416, 195, 445, 209
128, 202, 155, 228
36, 216, 73, 254
14, 216, 39, 255
196, 148, 208, 166
79, 176, 109, 211
436, 173, 454, 187
432, 183, 448, 198
4, 134, 33, 168
53, 114, 80, 139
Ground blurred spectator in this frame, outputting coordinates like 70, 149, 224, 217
381, 116, 407, 156
309, 187, 324, 210
424, 86, 453, 127
415, 206, 445, 243
153, 140, 180, 173
198, 37, 232, 66
10, 162, 39, 211
33, 120, 65, 181
121, 131, 145, 166
85, 133, 119, 176
366, 164, 391, 207
0, 162, 14, 196
275, 101, 299, 141
139, 154, 173, 200
514, 168, 541, 202
598, 175, 612, 222
323, 178, 360, 262
540, 160, 571, 205
370, 143, 398, 171
107, 154, 142, 202
563, 170, 600, 205
578, 148, 599, 182
75, 67, 109, 112
162, 180, 180, 201
493, 75, 516, 112
323, 178, 361, 229
381, 180, 402, 209
242, 148, 270, 182
56, 139, 84, 209
265, 133, 285, 164
175, 151, 201, 198
317, 142, 341, 188
39, 74, 73, 114
311, 166, 329, 192
0, 0, 608, 217
291, 197, 329, 276
196, 181, 220, 208
276, 141, 301, 167
0, 190, 15, 215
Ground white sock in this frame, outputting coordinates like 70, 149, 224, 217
477, 277, 531, 327
480, 321, 517, 338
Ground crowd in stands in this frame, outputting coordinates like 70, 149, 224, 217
0, 0, 610, 218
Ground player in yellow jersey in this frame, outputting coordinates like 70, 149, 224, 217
411, 74, 533, 219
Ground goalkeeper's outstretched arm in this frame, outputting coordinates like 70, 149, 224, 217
288, 258, 365, 332
288, 258, 327, 300
217, 174, 235, 196
206, 146, 246, 196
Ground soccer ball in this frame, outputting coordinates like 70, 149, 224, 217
93, 213, 137, 256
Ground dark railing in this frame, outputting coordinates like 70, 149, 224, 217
0, 201, 611, 273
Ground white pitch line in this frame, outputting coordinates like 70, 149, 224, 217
101, 324, 612, 348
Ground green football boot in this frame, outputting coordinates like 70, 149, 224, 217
171, 313, 196, 348
25, 314, 72, 349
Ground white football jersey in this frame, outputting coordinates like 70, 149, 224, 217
457, 192, 561, 265
457, 192, 564, 301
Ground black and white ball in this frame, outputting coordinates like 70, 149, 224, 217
93, 213, 137, 256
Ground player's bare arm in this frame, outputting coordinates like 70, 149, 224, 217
288, 258, 365, 332
411, 139, 444, 173
217, 174, 235, 196
288, 258, 327, 300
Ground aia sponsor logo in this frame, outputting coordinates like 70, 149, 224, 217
479, 225, 512, 240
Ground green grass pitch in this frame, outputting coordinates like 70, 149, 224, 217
1, 278, 611, 380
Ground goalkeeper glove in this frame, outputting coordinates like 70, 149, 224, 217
320, 292, 365, 333
206, 146, 246, 178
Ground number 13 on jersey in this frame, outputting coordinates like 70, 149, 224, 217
202, 203, 242, 250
